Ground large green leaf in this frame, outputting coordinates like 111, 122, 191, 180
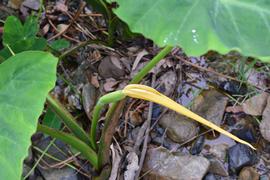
108, 0, 270, 61
0, 51, 58, 179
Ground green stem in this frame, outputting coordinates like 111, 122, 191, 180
97, 101, 121, 169
89, 91, 126, 150
37, 124, 99, 170
97, 46, 173, 172
46, 94, 90, 146
90, 104, 103, 150
130, 46, 173, 84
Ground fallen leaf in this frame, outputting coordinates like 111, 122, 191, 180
124, 152, 139, 180
91, 74, 100, 88
132, 49, 148, 70
260, 96, 270, 142
103, 78, 119, 92
109, 145, 122, 180
98, 56, 125, 80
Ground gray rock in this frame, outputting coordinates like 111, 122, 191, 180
159, 111, 198, 143
243, 93, 269, 116
143, 147, 210, 180
39, 167, 78, 180
192, 89, 228, 126
33, 137, 70, 165
207, 157, 229, 176
260, 97, 270, 142
203, 173, 217, 180
260, 175, 270, 180
22, 164, 35, 179
208, 143, 229, 161
228, 144, 257, 174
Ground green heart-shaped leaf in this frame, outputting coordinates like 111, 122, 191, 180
108, 0, 270, 61
0, 51, 57, 179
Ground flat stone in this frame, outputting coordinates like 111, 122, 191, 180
192, 89, 228, 126
143, 147, 210, 180
38, 167, 78, 180
159, 111, 198, 143
243, 93, 269, 116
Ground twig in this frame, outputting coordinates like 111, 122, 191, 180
47, 19, 80, 43
175, 55, 268, 92
48, 1, 86, 41
58, 39, 106, 60
175, 55, 239, 82
134, 75, 155, 179
124, 100, 138, 137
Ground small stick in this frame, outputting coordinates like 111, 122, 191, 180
134, 75, 156, 179
175, 55, 268, 92
48, 1, 86, 41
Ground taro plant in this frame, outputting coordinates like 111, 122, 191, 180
1, 1, 270, 179
0, 51, 58, 180
0, 15, 69, 61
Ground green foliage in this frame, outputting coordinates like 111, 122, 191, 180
0, 16, 47, 60
43, 107, 62, 130
0, 51, 57, 179
107, 0, 270, 61
49, 39, 70, 51
3, 16, 39, 45
0, 37, 47, 60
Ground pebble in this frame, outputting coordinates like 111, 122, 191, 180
219, 81, 247, 95
208, 143, 230, 161
239, 167, 259, 180
192, 89, 228, 126
159, 111, 198, 143
243, 93, 269, 116
207, 156, 229, 176
228, 144, 257, 174
203, 173, 217, 180
190, 135, 205, 155
231, 120, 257, 143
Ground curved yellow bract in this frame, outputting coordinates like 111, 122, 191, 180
123, 84, 255, 150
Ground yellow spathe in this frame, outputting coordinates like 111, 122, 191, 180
123, 84, 255, 150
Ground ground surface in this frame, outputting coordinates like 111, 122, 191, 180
1, 0, 270, 180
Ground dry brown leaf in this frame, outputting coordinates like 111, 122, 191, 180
109, 145, 122, 180
103, 78, 119, 92
132, 49, 148, 70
